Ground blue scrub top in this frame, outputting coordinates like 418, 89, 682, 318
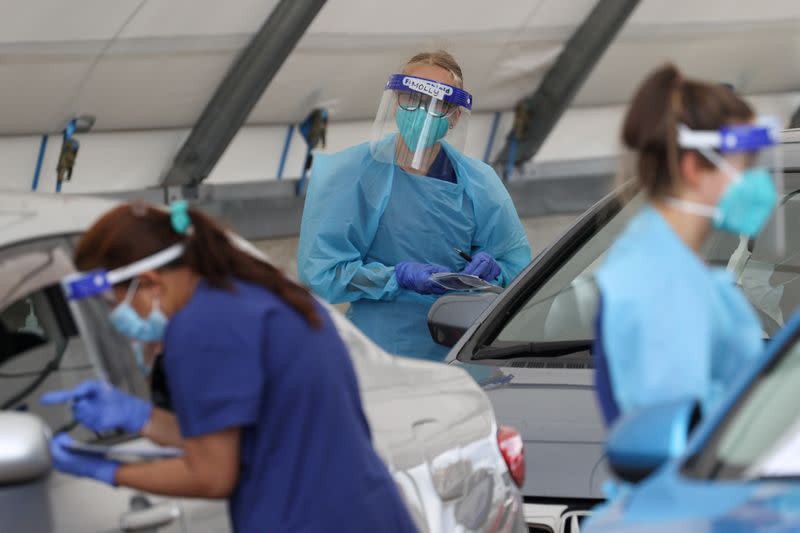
163, 279, 417, 533
427, 149, 457, 184
595, 206, 764, 425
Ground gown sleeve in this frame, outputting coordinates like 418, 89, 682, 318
298, 145, 401, 304
459, 156, 532, 286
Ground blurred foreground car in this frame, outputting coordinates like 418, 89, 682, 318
585, 309, 800, 532
0, 191, 525, 533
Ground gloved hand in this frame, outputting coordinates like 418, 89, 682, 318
41, 380, 152, 434
49, 433, 119, 486
462, 252, 501, 282
395, 262, 450, 295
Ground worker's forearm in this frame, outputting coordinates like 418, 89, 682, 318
115, 458, 228, 499
141, 408, 183, 447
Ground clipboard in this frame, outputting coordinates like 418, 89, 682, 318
429, 273, 503, 293
64, 440, 183, 461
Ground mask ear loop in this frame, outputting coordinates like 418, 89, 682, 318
151, 295, 162, 316
123, 277, 140, 305
697, 146, 741, 183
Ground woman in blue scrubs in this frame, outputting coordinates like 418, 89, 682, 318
42, 202, 418, 533
298, 50, 531, 361
594, 64, 779, 426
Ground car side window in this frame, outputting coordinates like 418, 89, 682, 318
0, 283, 97, 437
490, 196, 643, 346
0, 240, 146, 440
480, 176, 800, 354
682, 332, 800, 480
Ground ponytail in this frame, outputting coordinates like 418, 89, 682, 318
181, 207, 322, 328
621, 63, 754, 198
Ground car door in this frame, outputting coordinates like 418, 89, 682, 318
0, 237, 221, 533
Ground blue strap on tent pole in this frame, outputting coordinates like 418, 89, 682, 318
31, 135, 48, 191
64, 120, 76, 139
483, 111, 502, 163
276, 124, 294, 180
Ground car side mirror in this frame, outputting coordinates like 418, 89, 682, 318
607, 398, 701, 484
428, 293, 498, 347
0, 412, 51, 484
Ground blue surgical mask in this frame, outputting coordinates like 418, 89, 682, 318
395, 108, 449, 150
667, 167, 777, 238
713, 168, 777, 237
110, 279, 168, 342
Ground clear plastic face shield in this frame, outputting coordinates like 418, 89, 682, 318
370, 74, 473, 171
60, 243, 184, 376
61, 244, 184, 304
676, 117, 785, 260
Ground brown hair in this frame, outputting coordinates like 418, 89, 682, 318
74, 203, 322, 328
622, 63, 754, 198
403, 50, 464, 88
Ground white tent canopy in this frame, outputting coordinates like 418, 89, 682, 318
1, 0, 800, 192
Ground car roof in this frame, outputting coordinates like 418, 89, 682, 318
0, 192, 121, 248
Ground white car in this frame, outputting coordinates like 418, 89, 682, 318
0, 191, 526, 533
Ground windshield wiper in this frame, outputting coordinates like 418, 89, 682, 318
473, 340, 592, 361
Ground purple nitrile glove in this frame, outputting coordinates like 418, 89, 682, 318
41, 380, 152, 434
462, 252, 501, 282
395, 262, 450, 295
49, 433, 120, 486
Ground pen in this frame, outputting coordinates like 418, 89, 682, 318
454, 248, 473, 262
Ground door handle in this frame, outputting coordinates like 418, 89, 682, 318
120, 501, 182, 532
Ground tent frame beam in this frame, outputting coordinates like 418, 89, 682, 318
162, 0, 327, 189
493, 0, 640, 174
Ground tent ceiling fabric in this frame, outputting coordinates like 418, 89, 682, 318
0, 0, 799, 135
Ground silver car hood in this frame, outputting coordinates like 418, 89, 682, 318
326, 304, 495, 470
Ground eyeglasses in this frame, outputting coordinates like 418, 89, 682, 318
396, 91, 458, 118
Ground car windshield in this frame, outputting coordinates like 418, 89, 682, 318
487, 173, 800, 354
682, 331, 800, 480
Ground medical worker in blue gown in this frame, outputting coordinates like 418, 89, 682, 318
298, 51, 531, 361
41, 203, 418, 533
594, 64, 780, 426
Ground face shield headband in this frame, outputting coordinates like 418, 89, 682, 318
384, 74, 473, 112
677, 119, 779, 155
61, 243, 185, 301
672, 118, 784, 253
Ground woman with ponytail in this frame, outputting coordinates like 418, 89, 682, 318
40, 201, 417, 533
594, 64, 780, 427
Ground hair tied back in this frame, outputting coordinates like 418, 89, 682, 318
170, 200, 193, 235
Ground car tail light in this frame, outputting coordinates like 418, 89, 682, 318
497, 425, 525, 487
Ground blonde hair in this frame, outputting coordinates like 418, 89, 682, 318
403, 50, 464, 88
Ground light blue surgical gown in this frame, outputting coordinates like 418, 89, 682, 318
595, 206, 764, 420
298, 140, 531, 360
